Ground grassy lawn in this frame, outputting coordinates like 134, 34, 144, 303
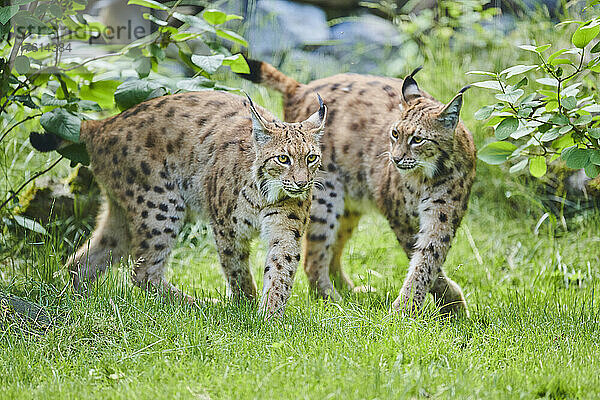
2, 10, 600, 399
1, 180, 599, 399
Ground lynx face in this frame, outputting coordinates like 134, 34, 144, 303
387, 72, 466, 179
388, 109, 455, 178
250, 96, 326, 202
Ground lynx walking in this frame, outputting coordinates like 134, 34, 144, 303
31, 91, 327, 318
240, 62, 476, 317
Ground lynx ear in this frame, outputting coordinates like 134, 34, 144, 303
401, 66, 423, 105
304, 93, 327, 140
437, 85, 470, 130
246, 94, 272, 145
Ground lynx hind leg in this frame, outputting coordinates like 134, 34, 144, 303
430, 271, 468, 318
128, 193, 191, 303
69, 197, 130, 290
214, 233, 257, 301
329, 210, 360, 292
303, 179, 345, 301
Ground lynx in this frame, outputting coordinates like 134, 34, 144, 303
30, 90, 327, 318
240, 62, 476, 317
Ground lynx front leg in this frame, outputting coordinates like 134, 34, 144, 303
303, 179, 345, 301
260, 200, 309, 318
392, 192, 465, 317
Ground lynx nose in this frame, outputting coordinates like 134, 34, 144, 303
393, 156, 403, 165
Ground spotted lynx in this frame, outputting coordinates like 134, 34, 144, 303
30, 91, 327, 318
240, 62, 476, 317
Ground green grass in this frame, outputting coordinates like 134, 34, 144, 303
2, 9, 600, 399
2, 194, 600, 399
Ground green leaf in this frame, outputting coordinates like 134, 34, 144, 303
573, 114, 592, 125
41, 93, 68, 107
495, 117, 519, 140
558, 125, 573, 135
550, 114, 570, 125
496, 89, 524, 103
171, 32, 202, 42
561, 146, 590, 169
466, 70, 496, 77
191, 54, 224, 74
48, 4, 63, 18
584, 163, 600, 178
76, 100, 102, 112
176, 77, 215, 91
80, 80, 121, 109
114, 80, 168, 110
589, 127, 600, 139
518, 44, 538, 52
39, 108, 81, 142
58, 143, 90, 166
12, 215, 47, 235
591, 41, 600, 53
215, 29, 248, 47
501, 65, 536, 79
572, 21, 600, 48
14, 55, 30, 75
203, 9, 227, 25
513, 77, 528, 90
471, 80, 502, 91
474, 105, 494, 120
590, 151, 600, 165
143, 12, 167, 26
149, 44, 165, 60
222, 54, 250, 74
172, 12, 214, 32
536, 77, 559, 86
10, 95, 37, 109
0, 5, 20, 25
562, 96, 577, 110
529, 156, 547, 177
478, 141, 517, 165
509, 158, 528, 173
127, 0, 168, 11
134, 57, 152, 78
548, 48, 568, 62
536, 44, 552, 52
550, 58, 572, 66
226, 13, 243, 22
12, 11, 49, 33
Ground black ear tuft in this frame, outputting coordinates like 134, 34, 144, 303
458, 85, 471, 95
316, 93, 325, 121
409, 65, 423, 78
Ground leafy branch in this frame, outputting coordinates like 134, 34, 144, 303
472, 13, 600, 178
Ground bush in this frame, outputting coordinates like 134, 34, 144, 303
474, 1, 600, 179
0, 0, 249, 225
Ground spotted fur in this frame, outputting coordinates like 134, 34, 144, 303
67, 90, 326, 318
240, 61, 476, 317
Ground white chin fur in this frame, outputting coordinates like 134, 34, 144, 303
394, 161, 438, 178
284, 189, 309, 200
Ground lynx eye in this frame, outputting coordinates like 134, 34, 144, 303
277, 155, 291, 164
306, 154, 318, 164
391, 129, 399, 140
410, 136, 424, 145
